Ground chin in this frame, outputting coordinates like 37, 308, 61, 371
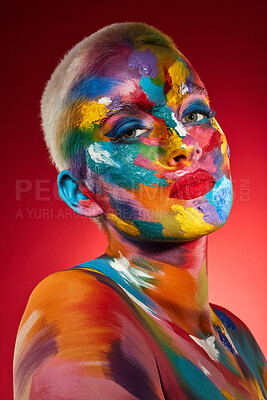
108, 211, 224, 243
107, 175, 233, 242
161, 213, 222, 241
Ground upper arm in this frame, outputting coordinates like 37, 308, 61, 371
14, 269, 164, 400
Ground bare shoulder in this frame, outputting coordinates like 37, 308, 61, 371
18, 266, 128, 327
210, 303, 267, 389
14, 267, 162, 399
210, 303, 265, 353
15, 265, 135, 355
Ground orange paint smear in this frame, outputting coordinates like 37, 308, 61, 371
19, 270, 131, 365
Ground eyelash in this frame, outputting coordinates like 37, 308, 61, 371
107, 122, 150, 143
181, 104, 215, 123
105, 102, 215, 143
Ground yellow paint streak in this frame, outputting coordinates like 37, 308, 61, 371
171, 205, 215, 238
108, 213, 139, 236
161, 211, 183, 236
197, 261, 208, 309
79, 267, 105, 276
209, 306, 225, 334
160, 129, 192, 167
221, 389, 236, 400
168, 129, 184, 152
167, 60, 189, 105
76, 101, 108, 131
253, 377, 265, 400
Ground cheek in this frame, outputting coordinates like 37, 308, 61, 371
86, 141, 163, 194
186, 125, 225, 156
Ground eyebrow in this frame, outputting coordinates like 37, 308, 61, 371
103, 97, 154, 120
98, 103, 139, 129
101, 83, 208, 125
192, 84, 208, 97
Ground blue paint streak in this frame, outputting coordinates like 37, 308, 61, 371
72, 256, 159, 316
206, 175, 232, 222
86, 141, 167, 190
213, 308, 237, 332
70, 76, 120, 100
133, 220, 164, 240
151, 104, 177, 129
139, 76, 165, 104
216, 325, 235, 354
165, 351, 227, 400
109, 196, 140, 220
230, 328, 266, 395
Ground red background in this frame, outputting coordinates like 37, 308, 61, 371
2, 0, 266, 398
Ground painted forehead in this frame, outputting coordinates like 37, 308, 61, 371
69, 45, 206, 106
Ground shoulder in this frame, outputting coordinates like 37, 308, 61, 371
210, 303, 264, 346
17, 265, 133, 335
14, 267, 162, 399
210, 303, 265, 356
210, 303, 267, 391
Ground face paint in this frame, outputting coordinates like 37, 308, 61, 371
66, 45, 232, 241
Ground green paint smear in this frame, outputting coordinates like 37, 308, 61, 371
106, 143, 166, 189
61, 127, 95, 160
108, 168, 159, 189
137, 308, 226, 400
213, 341, 242, 377
229, 327, 266, 390
167, 352, 227, 400
139, 142, 163, 163
133, 220, 165, 240
150, 75, 163, 86
151, 104, 176, 128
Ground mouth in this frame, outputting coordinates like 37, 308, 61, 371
169, 169, 215, 200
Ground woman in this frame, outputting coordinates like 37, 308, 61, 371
14, 23, 266, 399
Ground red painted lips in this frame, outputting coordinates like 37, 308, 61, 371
169, 169, 215, 200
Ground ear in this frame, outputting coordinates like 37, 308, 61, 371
57, 170, 104, 217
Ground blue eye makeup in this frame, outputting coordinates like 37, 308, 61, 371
105, 119, 151, 143
181, 101, 215, 124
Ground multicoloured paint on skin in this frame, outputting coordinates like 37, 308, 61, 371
14, 24, 266, 399
60, 44, 232, 241
14, 254, 267, 399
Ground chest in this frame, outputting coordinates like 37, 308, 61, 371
149, 326, 265, 400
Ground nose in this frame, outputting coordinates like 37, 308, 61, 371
168, 144, 202, 167
162, 130, 202, 168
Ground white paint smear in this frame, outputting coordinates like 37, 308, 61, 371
171, 112, 187, 137
88, 143, 120, 167
97, 97, 112, 105
190, 335, 219, 361
109, 251, 154, 289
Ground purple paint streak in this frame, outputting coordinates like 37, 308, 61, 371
197, 202, 221, 225
14, 325, 58, 398
108, 339, 160, 400
128, 49, 158, 78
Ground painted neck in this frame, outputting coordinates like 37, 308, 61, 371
105, 223, 213, 336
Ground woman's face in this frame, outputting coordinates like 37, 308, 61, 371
71, 45, 232, 241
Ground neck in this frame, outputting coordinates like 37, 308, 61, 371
105, 223, 214, 336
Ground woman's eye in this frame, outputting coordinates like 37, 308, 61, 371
122, 128, 148, 139
111, 127, 150, 143
182, 112, 206, 124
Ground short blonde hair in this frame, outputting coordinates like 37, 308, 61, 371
41, 22, 177, 176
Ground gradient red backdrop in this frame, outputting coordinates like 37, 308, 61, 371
2, 0, 266, 398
